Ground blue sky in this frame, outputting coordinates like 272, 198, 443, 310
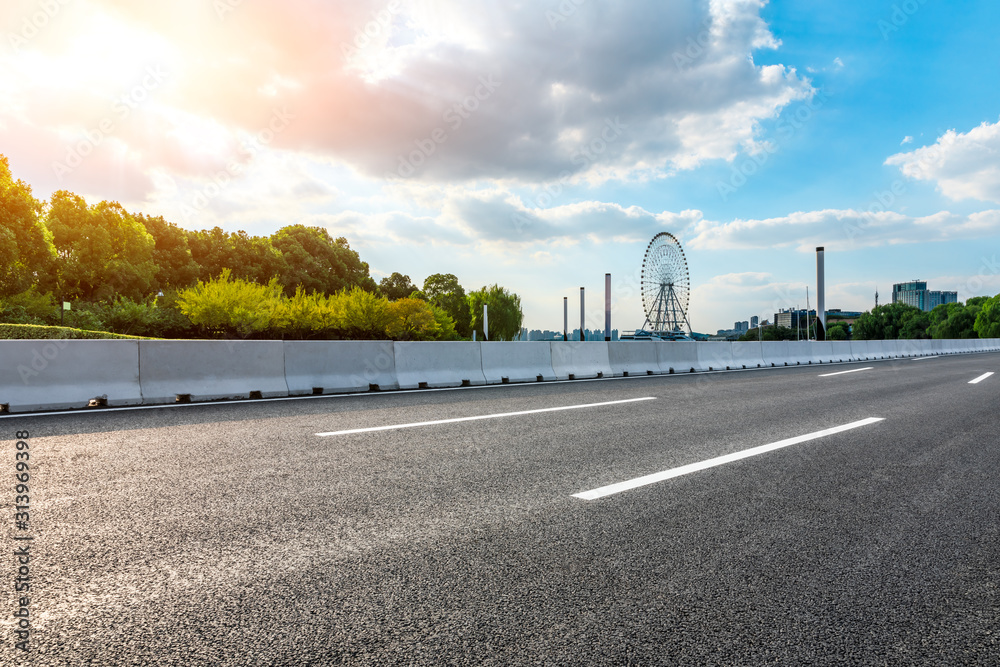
3, 0, 999, 333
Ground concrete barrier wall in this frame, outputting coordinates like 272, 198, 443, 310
731, 341, 765, 369
394, 341, 486, 389
808, 341, 834, 364
481, 342, 555, 384
782, 342, 814, 365
760, 341, 790, 366
284, 340, 397, 394
550, 341, 612, 380
0, 340, 142, 412
4, 336, 997, 413
828, 341, 853, 362
864, 340, 885, 359
657, 341, 701, 373
897, 339, 926, 357
139, 340, 288, 404
697, 342, 735, 371
607, 342, 662, 377
849, 340, 870, 360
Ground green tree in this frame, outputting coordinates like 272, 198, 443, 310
928, 301, 979, 339
423, 273, 471, 338
853, 302, 925, 340
136, 213, 200, 291
468, 284, 523, 341
187, 226, 233, 281
899, 308, 930, 339
386, 297, 439, 340
46, 192, 157, 301
827, 323, 848, 340
974, 295, 1000, 339
0, 155, 56, 296
272, 225, 376, 295
229, 230, 287, 285
379, 272, 418, 301
187, 227, 287, 285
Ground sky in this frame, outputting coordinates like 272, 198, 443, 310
2, 0, 999, 334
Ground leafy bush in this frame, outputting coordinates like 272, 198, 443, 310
97, 296, 157, 336
0, 287, 58, 325
386, 298, 439, 340
339, 286, 391, 339
273, 288, 343, 339
176, 269, 284, 338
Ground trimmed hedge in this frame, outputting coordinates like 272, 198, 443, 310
0, 323, 153, 340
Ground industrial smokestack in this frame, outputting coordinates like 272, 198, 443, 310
604, 273, 611, 341
563, 297, 568, 341
816, 246, 826, 341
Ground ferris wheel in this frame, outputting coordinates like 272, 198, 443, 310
641, 232, 692, 335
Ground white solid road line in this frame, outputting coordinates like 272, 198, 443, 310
819, 367, 873, 377
573, 417, 885, 500
912, 356, 940, 361
315, 396, 657, 437
969, 372, 995, 384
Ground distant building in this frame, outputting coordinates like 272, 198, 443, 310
750, 316, 759, 329
774, 308, 815, 331
733, 321, 749, 333
892, 280, 958, 311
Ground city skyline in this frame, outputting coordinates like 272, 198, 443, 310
2, 1, 998, 332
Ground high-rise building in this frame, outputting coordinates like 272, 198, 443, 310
892, 280, 958, 311
750, 316, 759, 329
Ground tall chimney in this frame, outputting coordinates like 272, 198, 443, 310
563, 297, 568, 341
604, 273, 611, 341
816, 246, 826, 341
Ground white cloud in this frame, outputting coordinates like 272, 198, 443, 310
687, 208, 1000, 252
901, 135, 913, 145
886, 118, 1000, 204
1, 0, 812, 195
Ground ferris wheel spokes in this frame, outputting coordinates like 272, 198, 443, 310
640, 232, 691, 335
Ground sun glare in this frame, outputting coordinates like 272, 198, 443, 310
25, 11, 177, 98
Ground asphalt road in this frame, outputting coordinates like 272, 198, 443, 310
3, 353, 999, 665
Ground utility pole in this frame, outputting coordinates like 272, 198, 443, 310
579, 287, 585, 342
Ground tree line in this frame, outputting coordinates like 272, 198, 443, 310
0, 154, 523, 340
738, 298, 1000, 342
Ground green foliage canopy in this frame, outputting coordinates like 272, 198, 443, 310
974, 295, 1000, 339
0, 156, 56, 296
45, 192, 157, 301
272, 225, 376, 295
379, 272, 419, 301
423, 272, 471, 338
